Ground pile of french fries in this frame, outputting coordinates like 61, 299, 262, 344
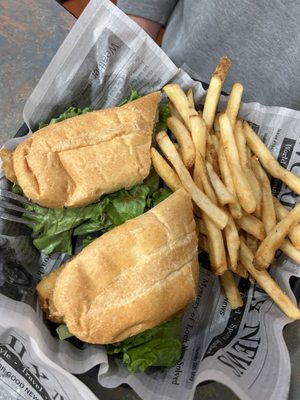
151, 57, 300, 320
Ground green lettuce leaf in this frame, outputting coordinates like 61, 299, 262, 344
107, 319, 182, 372
56, 318, 182, 373
38, 106, 92, 129
13, 173, 170, 255
33, 231, 73, 256
56, 324, 73, 340
156, 103, 170, 132
118, 90, 141, 106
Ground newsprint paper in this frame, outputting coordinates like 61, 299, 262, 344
0, 1, 299, 399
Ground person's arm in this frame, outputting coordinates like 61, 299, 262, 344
117, 0, 178, 40
127, 15, 162, 40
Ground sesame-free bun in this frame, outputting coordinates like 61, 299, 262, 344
1, 92, 160, 208
37, 188, 199, 344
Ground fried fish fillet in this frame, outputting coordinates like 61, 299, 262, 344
36, 188, 199, 344
0, 92, 160, 208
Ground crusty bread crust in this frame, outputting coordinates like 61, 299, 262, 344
36, 267, 64, 323
9, 92, 160, 208
39, 188, 199, 344
0, 148, 17, 183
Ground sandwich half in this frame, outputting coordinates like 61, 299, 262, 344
0, 92, 160, 208
36, 188, 199, 344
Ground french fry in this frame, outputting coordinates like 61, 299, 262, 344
150, 148, 182, 192
223, 210, 240, 271
198, 233, 209, 253
173, 142, 180, 151
206, 146, 214, 170
156, 131, 228, 229
218, 144, 242, 219
203, 57, 231, 132
220, 270, 243, 309
243, 121, 300, 195
280, 238, 300, 264
237, 211, 266, 241
210, 134, 220, 153
168, 101, 184, 123
254, 203, 300, 270
213, 113, 221, 133
234, 122, 262, 216
192, 152, 228, 274
206, 133, 219, 173
206, 161, 235, 206
193, 154, 228, 275
234, 120, 248, 167
246, 233, 259, 254
235, 263, 249, 279
190, 114, 207, 158
193, 153, 217, 203
197, 217, 207, 236
193, 153, 204, 192
203, 212, 228, 275
252, 158, 276, 234
186, 87, 195, 109
273, 197, 300, 250
240, 241, 300, 320
167, 117, 196, 168
219, 113, 257, 213
163, 84, 196, 130
226, 82, 243, 128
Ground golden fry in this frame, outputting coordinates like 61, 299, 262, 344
220, 270, 243, 309
235, 263, 249, 279
211, 134, 220, 152
193, 153, 217, 202
243, 121, 300, 195
234, 121, 262, 215
246, 233, 259, 254
219, 113, 257, 213
218, 144, 242, 219
203, 212, 228, 275
234, 119, 248, 167
186, 87, 195, 109
254, 203, 300, 270
240, 241, 300, 320
203, 57, 231, 132
190, 114, 207, 158
192, 153, 228, 275
168, 101, 184, 123
150, 148, 182, 192
273, 197, 300, 250
206, 161, 235, 206
163, 84, 196, 130
206, 133, 219, 173
213, 113, 221, 133
226, 82, 243, 128
198, 235, 209, 253
252, 158, 276, 234
280, 238, 300, 264
197, 217, 207, 236
237, 211, 266, 241
224, 210, 240, 271
167, 117, 195, 168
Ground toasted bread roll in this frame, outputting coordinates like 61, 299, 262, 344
1, 92, 160, 208
37, 188, 199, 344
